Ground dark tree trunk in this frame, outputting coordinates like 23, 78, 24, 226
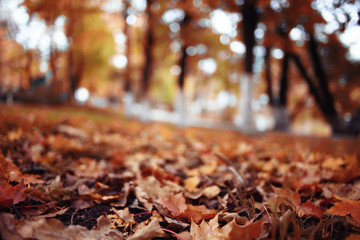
175, 44, 188, 126
49, 48, 57, 85
307, 34, 343, 133
67, 1, 75, 102
25, 50, 32, 88
290, 53, 323, 107
141, 0, 154, 95
123, 1, 132, 94
238, 0, 259, 132
178, 45, 187, 91
68, 48, 76, 100
175, 46, 188, 127
290, 53, 343, 134
264, 47, 274, 106
279, 53, 289, 107
273, 52, 290, 131
138, 0, 154, 122
241, 1, 258, 74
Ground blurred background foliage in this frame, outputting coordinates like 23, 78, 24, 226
0, 0, 360, 136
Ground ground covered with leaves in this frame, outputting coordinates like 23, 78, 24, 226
0, 105, 360, 240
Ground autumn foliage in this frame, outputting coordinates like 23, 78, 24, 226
0, 105, 359, 239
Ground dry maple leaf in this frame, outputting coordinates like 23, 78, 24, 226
159, 192, 187, 216
326, 196, 360, 227
0, 153, 23, 183
273, 187, 323, 219
227, 217, 265, 240
0, 213, 122, 240
185, 185, 221, 199
111, 207, 136, 230
321, 155, 359, 183
159, 192, 216, 223
298, 199, 324, 219
190, 215, 227, 240
0, 180, 27, 208
179, 204, 217, 223
128, 218, 165, 240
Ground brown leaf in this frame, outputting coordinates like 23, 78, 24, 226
127, 218, 165, 240
273, 187, 323, 219
0, 180, 27, 208
190, 215, 227, 240
227, 218, 265, 240
298, 199, 323, 219
111, 207, 136, 230
159, 192, 187, 216
321, 155, 359, 183
185, 185, 221, 199
273, 187, 301, 207
0, 153, 23, 183
179, 204, 217, 223
326, 196, 360, 227
0, 213, 123, 240
184, 176, 201, 192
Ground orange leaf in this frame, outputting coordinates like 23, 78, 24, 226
179, 204, 217, 223
273, 187, 301, 208
298, 200, 323, 219
326, 197, 360, 227
321, 155, 359, 183
273, 187, 323, 219
228, 218, 265, 240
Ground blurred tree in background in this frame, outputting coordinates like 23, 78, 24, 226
0, 0, 359, 135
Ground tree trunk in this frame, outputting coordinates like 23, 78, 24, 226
68, 48, 76, 101
122, 4, 135, 118
307, 34, 343, 133
264, 47, 274, 106
274, 53, 290, 131
48, 26, 58, 88
238, 0, 258, 133
139, 0, 154, 122
24, 50, 32, 90
175, 45, 188, 127
290, 53, 343, 134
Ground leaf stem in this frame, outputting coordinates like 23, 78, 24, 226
161, 228, 186, 240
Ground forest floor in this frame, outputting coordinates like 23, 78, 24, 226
0, 104, 359, 240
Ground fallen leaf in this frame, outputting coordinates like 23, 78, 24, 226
111, 207, 136, 230
326, 196, 360, 227
0, 180, 27, 208
0, 213, 123, 240
273, 187, 323, 219
273, 187, 301, 207
321, 155, 359, 183
180, 204, 217, 223
128, 218, 165, 240
190, 215, 227, 240
0, 154, 23, 183
298, 199, 323, 219
159, 192, 187, 216
227, 217, 265, 240
184, 176, 201, 192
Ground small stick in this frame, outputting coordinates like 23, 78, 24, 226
214, 152, 245, 185
161, 228, 186, 240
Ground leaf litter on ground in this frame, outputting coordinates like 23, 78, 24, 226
0, 105, 359, 239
